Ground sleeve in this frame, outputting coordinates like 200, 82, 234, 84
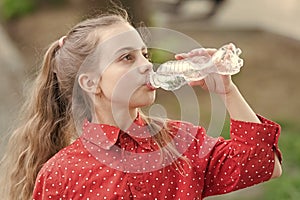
202, 115, 282, 198
32, 166, 65, 200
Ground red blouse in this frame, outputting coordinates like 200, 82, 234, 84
33, 114, 281, 200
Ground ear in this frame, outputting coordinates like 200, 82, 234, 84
78, 73, 101, 94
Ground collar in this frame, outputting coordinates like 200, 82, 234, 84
81, 113, 153, 150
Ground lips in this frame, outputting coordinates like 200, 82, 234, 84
146, 82, 156, 90
144, 74, 157, 91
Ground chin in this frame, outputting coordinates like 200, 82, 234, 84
130, 92, 156, 108
131, 98, 155, 108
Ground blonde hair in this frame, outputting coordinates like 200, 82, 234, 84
0, 9, 189, 200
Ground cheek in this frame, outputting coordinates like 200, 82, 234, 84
103, 75, 141, 96
99, 66, 147, 104
100, 74, 134, 103
99, 78, 114, 98
99, 70, 123, 98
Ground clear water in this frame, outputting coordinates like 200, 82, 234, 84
149, 43, 243, 91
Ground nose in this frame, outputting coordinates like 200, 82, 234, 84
139, 63, 153, 74
138, 58, 153, 74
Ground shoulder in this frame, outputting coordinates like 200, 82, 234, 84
33, 138, 97, 198
164, 119, 210, 153
37, 138, 91, 178
166, 119, 206, 139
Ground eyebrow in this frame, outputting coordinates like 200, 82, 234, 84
114, 46, 147, 56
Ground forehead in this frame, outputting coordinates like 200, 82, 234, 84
100, 23, 145, 51
86, 23, 146, 74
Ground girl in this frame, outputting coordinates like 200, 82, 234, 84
0, 8, 282, 200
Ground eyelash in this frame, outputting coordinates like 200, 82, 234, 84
120, 52, 151, 62
144, 52, 151, 61
121, 54, 133, 61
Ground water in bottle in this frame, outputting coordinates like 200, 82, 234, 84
148, 43, 244, 91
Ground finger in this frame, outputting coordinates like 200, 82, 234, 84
189, 48, 215, 57
188, 79, 206, 87
174, 53, 189, 60
205, 48, 218, 56
174, 55, 184, 60
188, 48, 205, 56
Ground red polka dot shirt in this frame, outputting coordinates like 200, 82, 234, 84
33, 114, 282, 199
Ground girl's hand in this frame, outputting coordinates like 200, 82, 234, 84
189, 73, 235, 95
175, 48, 235, 95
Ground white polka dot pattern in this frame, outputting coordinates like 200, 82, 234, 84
32, 114, 281, 199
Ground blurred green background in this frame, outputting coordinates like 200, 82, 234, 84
0, 0, 299, 199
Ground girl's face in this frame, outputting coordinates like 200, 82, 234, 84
96, 23, 156, 110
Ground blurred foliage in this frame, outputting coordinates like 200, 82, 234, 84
119, 0, 151, 26
262, 120, 300, 200
0, 0, 65, 20
0, 0, 35, 20
220, 119, 300, 200
148, 48, 174, 69
0, 0, 151, 25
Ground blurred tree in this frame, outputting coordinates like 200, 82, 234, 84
0, 0, 151, 26
0, 0, 36, 20
0, 0, 67, 20
115, 0, 151, 26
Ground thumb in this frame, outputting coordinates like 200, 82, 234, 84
174, 52, 189, 60
188, 79, 206, 87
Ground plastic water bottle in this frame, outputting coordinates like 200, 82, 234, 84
149, 43, 244, 91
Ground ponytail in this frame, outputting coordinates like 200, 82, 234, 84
0, 41, 75, 200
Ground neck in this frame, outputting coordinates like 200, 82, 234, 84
93, 101, 138, 130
